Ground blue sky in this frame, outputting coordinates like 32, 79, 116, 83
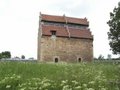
0, 0, 119, 59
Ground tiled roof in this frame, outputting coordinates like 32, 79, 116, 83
42, 25, 93, 39
41, 14, 89, 25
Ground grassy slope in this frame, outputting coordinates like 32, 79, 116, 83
0, 62, 119, 89
0, 62, 119, 80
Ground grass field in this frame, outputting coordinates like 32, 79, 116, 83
0, 61, 120, 90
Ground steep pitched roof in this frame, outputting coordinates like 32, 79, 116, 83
41, 14, 89, 25
42, 25, 93, 39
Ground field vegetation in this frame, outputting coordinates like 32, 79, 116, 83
0, 61, 119, 90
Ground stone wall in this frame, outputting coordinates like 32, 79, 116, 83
38, 36, 93, 62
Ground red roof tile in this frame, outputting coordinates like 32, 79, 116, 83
42, 25, 68, 37
41, 25, 93, 39
69, 28, 93, 39
41, 14, 89, 25
66, 17, 89, 25
41, 14, 65, 23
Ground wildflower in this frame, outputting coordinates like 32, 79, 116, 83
6, 85, 11, 88
87, 88, 95, 90
61, 80, 68, 84
17, 75, 21, 79
62, 85, 71, 90
82, 84, 87, 88
74, 86, 81, 89
42, 82, 51, 88
88, 81, 95, 85
101, 88, 107, 90
72, 80, 78, 85
20, 88, 26, 90
39, 87, 42, 90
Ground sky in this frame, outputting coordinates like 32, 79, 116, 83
0, 0, 120, 59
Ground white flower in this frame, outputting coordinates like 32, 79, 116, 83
82, 84, 87, 87
6, 85, 11, 88
101, 88, 107, 90
62, 85, 71, 90
61, 80, 68, 84
42, 82, 51, 88
72, 80, 78, 85
74, 86, 81, 89
87, 88, 95, 90
20, 88, 25, 90
17, 75, 21, 79
88, 81, 95, 85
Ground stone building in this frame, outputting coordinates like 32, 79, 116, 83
38, 13, 93, 62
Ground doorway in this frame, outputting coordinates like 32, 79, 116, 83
55, 58, 58, 63
78, 58, 82, 62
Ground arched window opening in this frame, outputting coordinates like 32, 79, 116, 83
55, 58, 58, 63
78, 58, 82, 62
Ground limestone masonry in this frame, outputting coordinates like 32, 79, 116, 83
38, 13, 93, 62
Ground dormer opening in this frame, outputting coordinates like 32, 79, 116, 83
51, 31, 56, 40
51, 31, 56, 36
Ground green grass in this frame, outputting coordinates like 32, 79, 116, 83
0, 61, 119, 90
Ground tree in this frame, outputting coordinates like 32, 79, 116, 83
98, 54, 104, 60
94, 57, 98, 60
0, 53, 2, 59
1, 51, 11, 59
21, 55, 25, 59
107, 2, 120, 55
107, 54, 112, 60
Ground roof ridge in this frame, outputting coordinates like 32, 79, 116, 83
40, 13, 89, 25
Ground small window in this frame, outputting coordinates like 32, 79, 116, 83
51, 31, 56, 35
78, 58, 82, 62
55, 58, 58, 63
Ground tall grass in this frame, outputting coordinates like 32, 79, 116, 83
0, 61, 119, 90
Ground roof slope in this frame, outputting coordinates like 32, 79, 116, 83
42, 25, 93, 39
41, 14, 89, 25
40, 14, 93, 39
